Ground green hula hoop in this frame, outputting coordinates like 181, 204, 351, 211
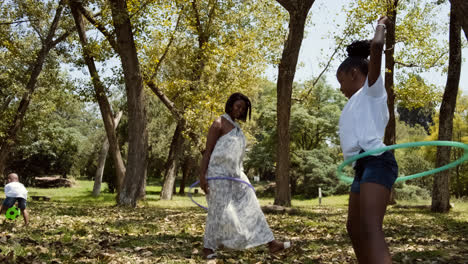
337, 141, 468, 184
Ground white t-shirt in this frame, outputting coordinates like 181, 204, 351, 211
4, 182, 28, 199
339, 75, 388, 163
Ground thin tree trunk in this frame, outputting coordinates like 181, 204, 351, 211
160, 121, 185, 200
432, 6, 461, 213
179, 154, 192, 195
70, 2, 126, 196
384, 1, 398, 205
109, 0, 148, 207
0, 1, 67, 176
274, 0, 315, 207
139, 166, 147, 200
384, 2, 397, 147
449, 0, 468, 41
92, 111, 123, 197
455, 163, 461, 198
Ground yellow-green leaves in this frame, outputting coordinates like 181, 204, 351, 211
395, 73, 442, 110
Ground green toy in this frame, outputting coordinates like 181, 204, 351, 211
5, 206, 20, 220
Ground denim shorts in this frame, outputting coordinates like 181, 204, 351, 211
351, 150, 398, 193
2, 197, 27, 209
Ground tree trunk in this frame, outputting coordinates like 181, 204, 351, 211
274, 0, 315, 207
0, 2, 66, 176
138, 165, 147, 200
179, 155, 192, 195
70, 2, 126, 196
92, 111, 123, 197
383, 2, 397, 147
431, 6, 461, 213
449, 0, 468, 41
160, 121, 185, 200
384, 2, 398, 205
109, 0, 148, 207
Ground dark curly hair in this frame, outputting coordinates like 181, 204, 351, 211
337, 40, 371, 75
225, 92, 251, 122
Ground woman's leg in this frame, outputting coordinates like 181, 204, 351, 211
359, 182, 392, 264
347, 192, 364, 263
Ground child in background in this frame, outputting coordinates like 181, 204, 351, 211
1, 173, 29, 225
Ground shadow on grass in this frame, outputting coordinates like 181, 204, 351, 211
116, 233, 199, 258
387, 206, 468, 238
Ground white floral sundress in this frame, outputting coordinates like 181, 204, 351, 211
203, 114, 275, 251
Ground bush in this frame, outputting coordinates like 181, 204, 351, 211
394, 182, 430, 201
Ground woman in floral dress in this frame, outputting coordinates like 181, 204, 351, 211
199, 92, 290, 259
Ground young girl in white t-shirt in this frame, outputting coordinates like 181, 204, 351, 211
337, 16, 397, 264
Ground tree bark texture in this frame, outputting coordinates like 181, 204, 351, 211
431, 6, 461, 213
92, 111, 123, 197
449, 0, 468, 41
0, 1, 65, 176
384, 2, 398, 205
109, 0, 148, 207
70, 2, 126, 196
160, 121, 186, 200
274, 0, 315, 207
179, 155, 194, 195
384, 2, 397, 147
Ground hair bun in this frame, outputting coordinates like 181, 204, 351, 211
346, 40, 371, 58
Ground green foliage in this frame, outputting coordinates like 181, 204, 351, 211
394, 182, 431, 201
146, 91, 176, 180
5, 74, 103, 183
246, 79, 348, 198
423, 94, 468, 197
395, 73, 442, 110
293, 148, 348, 198
394, 118, 435, 191
138, 0, 288, 150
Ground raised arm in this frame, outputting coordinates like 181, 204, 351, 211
199, 118, 223, 194
368, 16, 390, 87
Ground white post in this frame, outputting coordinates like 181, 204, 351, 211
318, 187, 322, 205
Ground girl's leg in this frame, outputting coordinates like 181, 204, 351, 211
359, 182, 392, 264
347, 192, 364, 263
20, 209, 29, 225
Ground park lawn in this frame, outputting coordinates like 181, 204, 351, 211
0, 180, 466, 263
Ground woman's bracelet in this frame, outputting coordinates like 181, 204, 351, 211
377, 23, 386, 30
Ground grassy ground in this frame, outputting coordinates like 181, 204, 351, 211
1, 180, 467, 263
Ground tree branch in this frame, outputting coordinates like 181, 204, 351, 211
206, 0, 218, 34
191, 0, 203, 37
276, 0, 294, 12
44, 0, 65, 47
0, 20, 38, 26
147, 81, 182, 120
395, 51, 447, 69
149, 4, 184, 81
129, 0, 154, 20
50, 31, 71, 48
72, 0, 118, 51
